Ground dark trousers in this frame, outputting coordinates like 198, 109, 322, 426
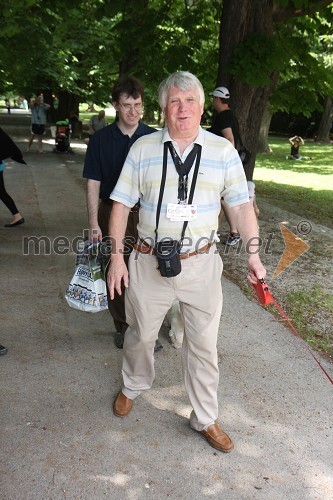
0, 171, 19, 215
98, 200, 138, 334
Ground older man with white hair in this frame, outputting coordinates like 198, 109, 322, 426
107, 71, 266, 452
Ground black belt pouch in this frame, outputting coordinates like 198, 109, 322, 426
155, 239, 181, 278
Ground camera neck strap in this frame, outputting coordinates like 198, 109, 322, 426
168, 142, 199, 203
154, 141, 202, 245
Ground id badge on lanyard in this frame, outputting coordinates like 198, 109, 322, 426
166, 203, 198, 221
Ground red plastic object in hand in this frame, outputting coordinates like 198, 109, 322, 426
252, 279, 273, 306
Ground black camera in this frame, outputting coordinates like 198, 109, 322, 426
155, 239, 181, 278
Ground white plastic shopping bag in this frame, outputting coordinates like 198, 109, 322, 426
65, 241, 108, 313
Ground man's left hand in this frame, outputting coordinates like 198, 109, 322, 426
247, 255, 266, 285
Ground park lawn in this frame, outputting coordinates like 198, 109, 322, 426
250, 136, 333, 356
78, 103, 116, 123
254, 136, 333, 228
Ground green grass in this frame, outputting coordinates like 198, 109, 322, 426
254, 136, 333, 228
78, 103, 116, 123
285, 287, 333, 355
239, 136, 333, 357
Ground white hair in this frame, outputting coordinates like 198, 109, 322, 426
158, 71, 205, 109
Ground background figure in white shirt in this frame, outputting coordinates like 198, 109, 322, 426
27, 95, 51, 153
84, 110, 108, 145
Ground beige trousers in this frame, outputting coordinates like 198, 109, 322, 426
121, 244, 223, 429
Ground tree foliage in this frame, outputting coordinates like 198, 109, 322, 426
215, 0, 333, 178
0, 0, 222, 118
0, 0, 331, 149
271, 8, 333, 116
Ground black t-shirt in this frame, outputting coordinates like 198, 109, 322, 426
291, 145, 299, 157
83, 121, 156, 200
209, 109, 240, 148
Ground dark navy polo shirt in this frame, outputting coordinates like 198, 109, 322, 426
83, 121, 156, 200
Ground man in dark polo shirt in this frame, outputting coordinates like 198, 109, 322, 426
83, 76, 156, 348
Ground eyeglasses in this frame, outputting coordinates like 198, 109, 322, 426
118, 102, 143, 113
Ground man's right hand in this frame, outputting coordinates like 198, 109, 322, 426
107, 256, 128, 300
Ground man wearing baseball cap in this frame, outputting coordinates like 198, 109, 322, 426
209, 86, 240, 152
209, 86, 230, 98
208, 86, 243, 245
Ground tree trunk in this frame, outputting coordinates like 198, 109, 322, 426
316, 96, 333, 143
257, 102, 273, 153
55, 90, 80, 123
216, 0, 332, 177
142, 107, 155, 124
118, 0, 148, 77
119, 50, 140, 77
217, 0, 279, 180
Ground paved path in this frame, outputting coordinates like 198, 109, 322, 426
0, 134, 332, 499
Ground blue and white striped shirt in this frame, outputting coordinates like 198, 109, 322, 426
111, 127, 249, 252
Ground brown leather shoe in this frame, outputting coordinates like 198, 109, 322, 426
199, 422, 234, 452
113, 391, 133, 417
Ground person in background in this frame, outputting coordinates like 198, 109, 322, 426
83, 76, 162, 351
0, 128, 26, 227
5, 98, 11, 114
209, 86, 257, 245
69, 110, 79, 124
19, 97, 28, 110
84, 110, 108, 145
288, 135, 304, 159
0, 160, 25, 227
108, 71, 266, 453
27, 95, 51, 153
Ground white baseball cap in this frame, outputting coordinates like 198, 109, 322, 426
209, 86, 230, 99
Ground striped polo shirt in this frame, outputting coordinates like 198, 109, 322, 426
110, 127, 249, 253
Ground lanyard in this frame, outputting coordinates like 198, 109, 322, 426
154, 141, 202, 246
168, 143, 199, 203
